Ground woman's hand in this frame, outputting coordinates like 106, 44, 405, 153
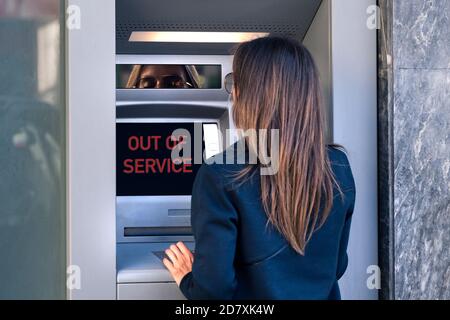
163, 241, 194, 286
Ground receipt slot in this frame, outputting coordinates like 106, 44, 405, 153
115, 55, 234, 299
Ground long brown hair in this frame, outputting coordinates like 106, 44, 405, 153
232, 37, 338, 255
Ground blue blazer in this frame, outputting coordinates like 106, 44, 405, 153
180, 144, 356, 300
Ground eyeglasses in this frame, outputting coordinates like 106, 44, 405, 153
224, 72, 234, 94
136, 75, 193, 89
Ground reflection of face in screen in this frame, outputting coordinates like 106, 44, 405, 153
126, 65, 200, 89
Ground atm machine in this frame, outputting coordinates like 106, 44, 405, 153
107, 0, 377, 300
115, 55, 233, 299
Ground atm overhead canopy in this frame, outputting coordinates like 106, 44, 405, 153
116, 0, 322, 55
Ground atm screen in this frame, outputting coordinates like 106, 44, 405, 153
116, 122, 220, 196
116, 64, 222, 89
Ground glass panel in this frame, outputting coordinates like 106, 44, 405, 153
116, 64, 222, 89
0, 0, 66, 299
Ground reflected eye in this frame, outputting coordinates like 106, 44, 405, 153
138, 76, 157, 88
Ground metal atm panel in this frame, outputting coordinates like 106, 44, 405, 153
116, 0, 323, 55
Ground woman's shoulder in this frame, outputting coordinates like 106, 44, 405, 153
326, 145, 356, 192
196, 142, 257, 188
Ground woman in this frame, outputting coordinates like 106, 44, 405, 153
163, 36, 356, 300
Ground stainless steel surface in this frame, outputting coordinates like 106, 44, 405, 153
116, 118, 222, 244
67, 0, 117, 300
115, 53, 233, 297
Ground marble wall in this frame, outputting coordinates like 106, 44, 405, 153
379, 0, 450, 299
